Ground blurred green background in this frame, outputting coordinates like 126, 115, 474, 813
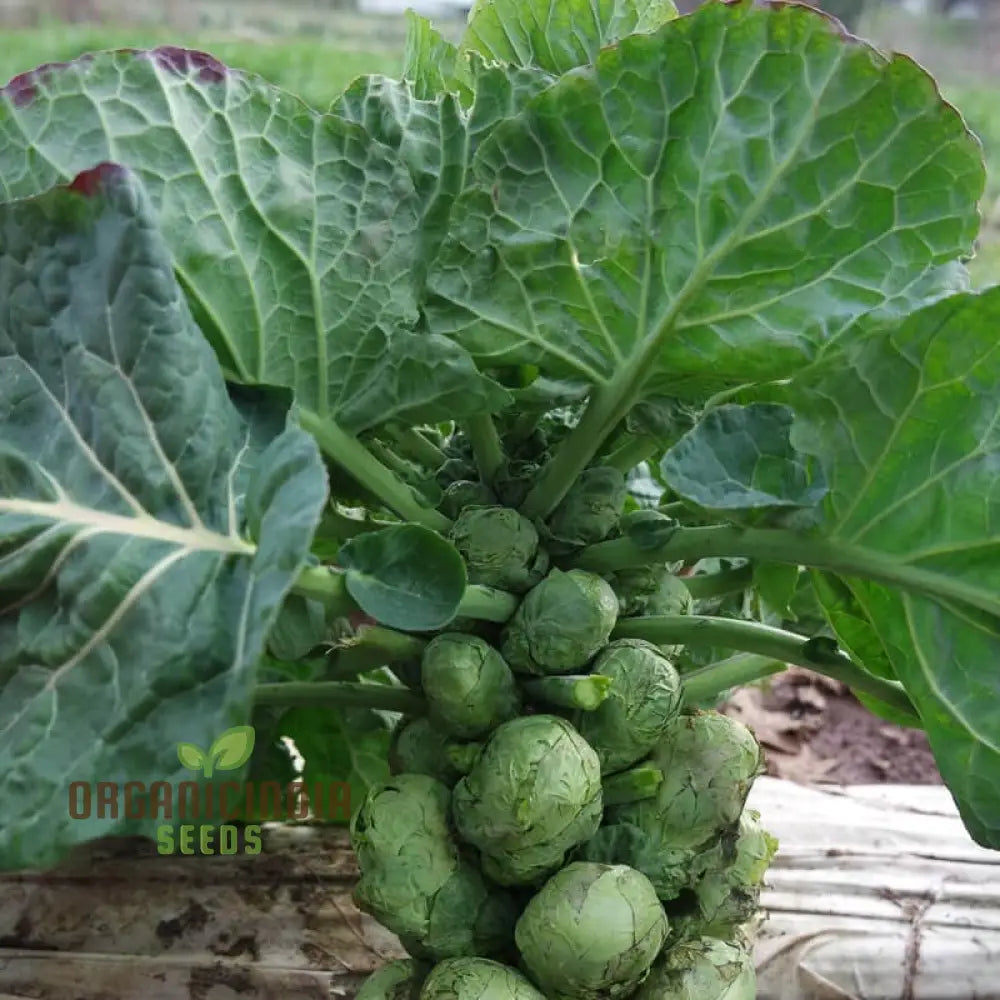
2, 0, 998, 284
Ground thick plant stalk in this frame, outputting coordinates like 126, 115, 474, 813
616, 614, 920, 724
254, 681, 426, 715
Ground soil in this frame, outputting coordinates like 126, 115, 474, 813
721, 668, 942, 785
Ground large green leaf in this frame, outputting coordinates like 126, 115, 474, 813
0, 165, 328, 870
425, 1, 982, 399
462, 0, 678, 75
662, 403, 828, 515
0, 48, 506, 432
788, 287, 1000, 845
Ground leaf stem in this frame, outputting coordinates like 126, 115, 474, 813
291, 566, 358, 616
572, 525, 1000, 619
462, 414, 505, 485
333, 625, 428, 677
254, 681, 426, 715
457, 585, 520, 623
601, 435, 659, 474
298, 409, 452, 531
523, 674, 613, 711
521, 366, 649, 519
683, 565, 753, 600
390, 427, 448, 469
680, 653, 787, 706
614, 614, 920, 723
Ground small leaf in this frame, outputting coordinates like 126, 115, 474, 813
267, 593, 328, 661
662, 404, 828, 515
753, 563, 801, 620
338, 524, 467, 632
208, 725, 257, 771
177, 744, 207, 772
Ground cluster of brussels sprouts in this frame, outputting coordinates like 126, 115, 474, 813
353, 458, 775, 1000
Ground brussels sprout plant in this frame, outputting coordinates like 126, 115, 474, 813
1, 0, 999, 996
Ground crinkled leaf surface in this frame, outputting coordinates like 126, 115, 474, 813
789, 287, 1000, 846
462, 0, 677, 75
426, 1, 982, 398
0, 165, 327, 870
337, 524, 468, 632
331, 74, 467, 282
662, 403, 828, 513
0, 48, 506, 432
402, 11, 473, 103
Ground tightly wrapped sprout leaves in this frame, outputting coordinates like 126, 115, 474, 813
355, 510, 772, 999
574, 639, 684, 775
500, 568, 619, 675
452, 714, 604, 886
515, 861, 669, 1000
421, 633, 522, 739
349, 774, 519, 959
449, 506, 549, 593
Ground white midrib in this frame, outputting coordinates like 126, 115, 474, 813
0, 497, 255, 555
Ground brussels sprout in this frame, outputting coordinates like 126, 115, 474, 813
419, 958, 547, 1000
493, 459, 539, 509
576, 821, 709, 902
441, 480, 497, 519
575, 639, 683, 774
687, 809, 778, 939
612, 564, 693, 618
580, 713, 764, 898
421, 633, 522, 738
389, 717, 462, 786
436, 456, 477, 488
452, 715, 603, 886
357, 959, 429, 1000
449, 506, 549, 594
627, 713, 764, 845
501, 569, 619, 675
546, 466, 627, 547
634, 937, 756, 1000
351, 774, 517, 958
515, 862, 669, 1000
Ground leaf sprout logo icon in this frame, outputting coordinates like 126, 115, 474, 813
177, 725, 255, 779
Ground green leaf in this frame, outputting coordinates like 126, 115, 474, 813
663, 404, 828, 515
0, 165, 328, 870
402, 11, 473, 103
267, 593, 329, 661
462, 0, 678, 75
426, 2, 982, 402
0, 49, 507, 433
280, 705, 393, 824
331, 74, 467, 283
177, 744, 207, 771
208, 725, 257, 771
789, 287, 1000, 846
753, 563, 801, 620
809, 572, 897, 680
337, 524, 468, 631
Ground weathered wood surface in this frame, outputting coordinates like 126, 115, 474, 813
0, 825, 405, 998
2, 779, 999, 999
